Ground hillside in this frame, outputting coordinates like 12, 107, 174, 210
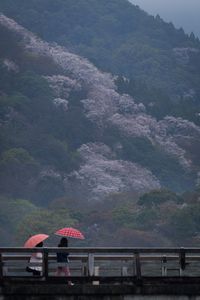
0, 4, 200, 247
0, 0, 200, 124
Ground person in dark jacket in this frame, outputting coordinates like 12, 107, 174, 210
56, 237, 73, 284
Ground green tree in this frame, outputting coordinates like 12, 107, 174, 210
169, 204, 200, 241
138, 189, 183, 207
0, 196, 37, 246
16, 208, 77, 244
0, 148, 39, 197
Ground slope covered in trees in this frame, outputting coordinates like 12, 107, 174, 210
0, 0, 200, 124
0, 4, 200, 247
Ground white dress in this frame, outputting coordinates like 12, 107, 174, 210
29, 252, 43, 271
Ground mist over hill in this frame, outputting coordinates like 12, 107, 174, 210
129, 0, 200, 38
0, 0, 200, 247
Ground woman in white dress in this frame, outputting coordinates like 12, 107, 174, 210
26, 242, 43, 276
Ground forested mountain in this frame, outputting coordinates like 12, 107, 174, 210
0, 0, 200, 124
0, 0, 200, 247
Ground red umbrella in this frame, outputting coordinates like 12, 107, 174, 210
55, 227, 85, 239
24, 234, 49, 248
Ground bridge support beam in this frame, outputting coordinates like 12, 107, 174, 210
1, 281, 200, 300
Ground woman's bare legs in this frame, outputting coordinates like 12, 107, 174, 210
56, 266, 73, 285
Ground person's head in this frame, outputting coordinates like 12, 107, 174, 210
58, 237, 68, 247
36, 241, 43, 247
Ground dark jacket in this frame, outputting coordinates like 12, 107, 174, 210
56, 252, 69, 263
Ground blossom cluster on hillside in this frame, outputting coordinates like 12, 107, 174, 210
0, 2, 200, 247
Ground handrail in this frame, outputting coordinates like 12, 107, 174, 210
1, 247, 200, 253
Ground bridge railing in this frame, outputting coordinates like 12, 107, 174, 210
1, 248, 200, 282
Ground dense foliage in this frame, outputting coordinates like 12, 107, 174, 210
0, 0, 200, 124
0, 25, 88, 203
0, 1, 200, 247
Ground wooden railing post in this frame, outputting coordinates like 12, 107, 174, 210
161, 256, 167, 276
0, 253, 3, 279
121, 266, 128, 276
43, 250, 48, 279
135, 251, 141, 280
82, 262, 87, 276
179, 248, 186, 276
93, 266, 100, 285
88, 254, 94, 276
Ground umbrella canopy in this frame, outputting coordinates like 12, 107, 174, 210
55, 227, 85, 239
24, 234, 49, 248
